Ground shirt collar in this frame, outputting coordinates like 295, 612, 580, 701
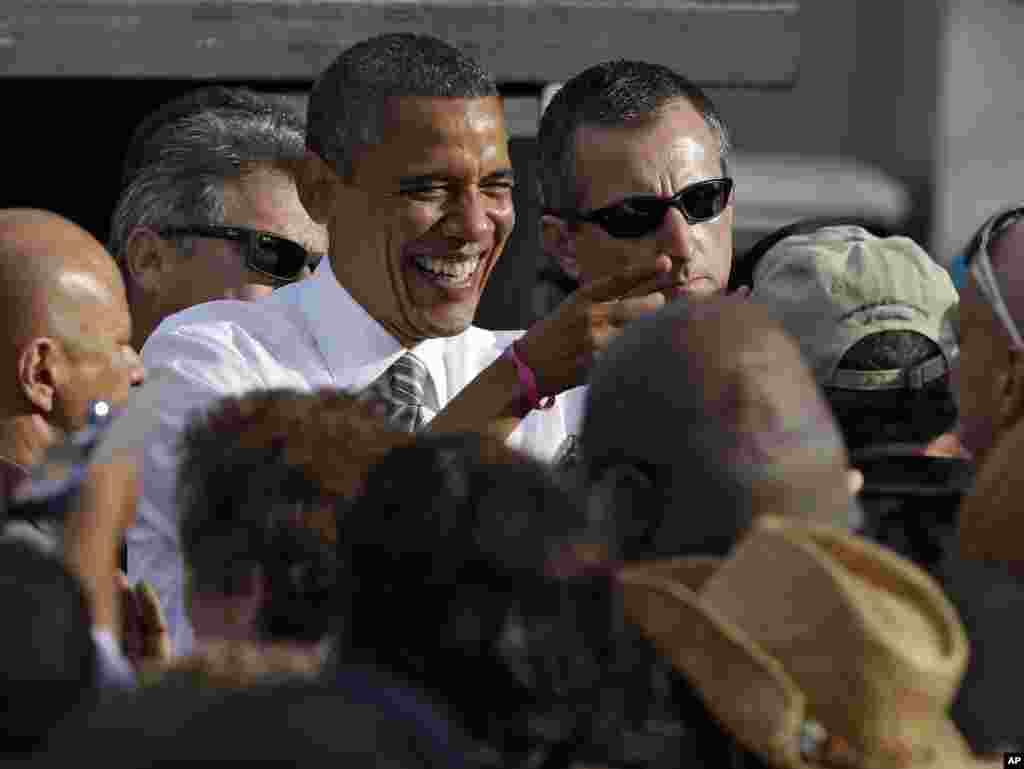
295, 257, 448, 403
0, 456, 28, 503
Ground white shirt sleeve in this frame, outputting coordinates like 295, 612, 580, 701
124, 322, 265, 658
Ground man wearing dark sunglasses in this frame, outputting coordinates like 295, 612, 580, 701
534, 60, 734, 470
108, 88, 327, 350
538, 60, 734, 304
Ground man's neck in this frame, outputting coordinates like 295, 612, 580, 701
750, 467, 860, 530
129, 297, 164, 352
0, 414, 54, 468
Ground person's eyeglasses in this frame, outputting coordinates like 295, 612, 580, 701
546, 177, 733, 239
160, 224, 315, 282
960, 206, 1024, 349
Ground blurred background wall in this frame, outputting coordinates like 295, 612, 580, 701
2, 0, 1022, 329
935, 0, 1024, 262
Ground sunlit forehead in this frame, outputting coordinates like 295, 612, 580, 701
376, 97, 511, 188
463, 97, 505, 135
663, 137, 710, 183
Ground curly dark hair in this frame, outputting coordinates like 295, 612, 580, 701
177, 388, 409, 642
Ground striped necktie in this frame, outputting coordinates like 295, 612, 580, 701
368, 352, 435, 433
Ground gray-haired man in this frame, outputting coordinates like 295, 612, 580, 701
109, 88, 327, 350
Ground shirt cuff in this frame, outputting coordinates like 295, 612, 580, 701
91, 627, 137, 690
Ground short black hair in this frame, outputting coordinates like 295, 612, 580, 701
307, 33, 498, 179
826, 330, 958, 452
0, 542, 97, 755
537, 59, 730, 212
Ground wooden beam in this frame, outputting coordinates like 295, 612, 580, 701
0, 1, 800, 86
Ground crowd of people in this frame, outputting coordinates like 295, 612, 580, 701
1, 31, 1022, 767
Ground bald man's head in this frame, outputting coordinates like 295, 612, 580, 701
0, 210, 124, 341
583, 295, 857, 555
0, 210, 143, 441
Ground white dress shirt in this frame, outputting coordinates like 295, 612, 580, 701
127, 258, 585, 656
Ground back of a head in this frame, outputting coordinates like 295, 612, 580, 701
830, 331, 958, 452
0, 541, 96, 756
537, 58, 730, 213
307, 33, 498, 180
339, 433, 584, 756
583, 295, 855, 545
178, 388, 407, 643
339, 432, 587, 652
749, 224, 959, 453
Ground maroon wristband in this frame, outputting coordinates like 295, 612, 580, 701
503, 341, 556, 412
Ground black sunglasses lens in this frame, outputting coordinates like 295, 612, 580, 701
251, 236, 308, 280
597, 179, 731, 238
681, 180, 730, 221
600, 199, 668, 238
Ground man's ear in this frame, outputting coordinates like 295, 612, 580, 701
297, 151, 337, 226
997, 347, 1024, 430
846, 468, 864, 496
17, 338, 62, 414
540, 214, 581, 281
124, 227, 174, 294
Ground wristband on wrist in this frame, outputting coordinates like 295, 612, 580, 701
503, 341, 557, 412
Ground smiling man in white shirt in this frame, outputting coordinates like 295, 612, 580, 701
127, 33, 680, 655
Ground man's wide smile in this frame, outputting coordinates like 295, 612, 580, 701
411, 252, 484, 289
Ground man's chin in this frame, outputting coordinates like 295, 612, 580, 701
399, 260, 490, 341
419, 307, 476, 338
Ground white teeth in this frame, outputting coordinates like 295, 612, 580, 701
413, 254, 481, 285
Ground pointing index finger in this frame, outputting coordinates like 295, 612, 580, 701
576, 256, 673, 304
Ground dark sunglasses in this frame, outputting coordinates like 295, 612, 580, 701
547, 177, 733, 239
160, 224, 315, 282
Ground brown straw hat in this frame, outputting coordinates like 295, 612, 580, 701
618, 516, 998, 768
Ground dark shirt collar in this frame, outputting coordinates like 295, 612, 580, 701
852, 446, 973, 498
